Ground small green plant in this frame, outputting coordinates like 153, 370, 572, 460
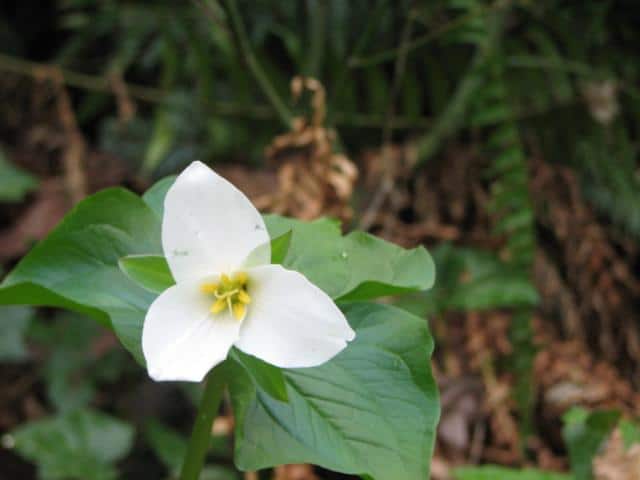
0, 161, 439, 480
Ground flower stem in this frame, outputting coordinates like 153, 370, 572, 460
179, 365, 227, 480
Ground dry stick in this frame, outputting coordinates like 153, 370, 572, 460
359, 8, 416, 231
0, 52, 164, 102
48, 70, 88, 203
109, 73, 137, 123
0, 52, 431, 129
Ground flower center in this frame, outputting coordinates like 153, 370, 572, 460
200, 272, 251, 321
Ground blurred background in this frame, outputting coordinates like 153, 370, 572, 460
1, 1, 639, 479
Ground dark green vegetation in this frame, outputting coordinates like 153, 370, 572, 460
1, 1, 640, 479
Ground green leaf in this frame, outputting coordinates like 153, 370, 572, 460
229, 349, 288, 402
453, 466, 572, 480
0, 188, 162, 363
0, 149, 37, 202
337, 231, 435, 301
119, 254, 174, 294
142, 175, 176, 218
264, 215, 435, 300
10, 408, 134, 480
264, 215, 348, 298
270, 230, 292, 265
563, 407, 621, 480
227, 302, 439, 480
0, 306, 32, 361
29, 314, 124, 413
620, 419, 640, 448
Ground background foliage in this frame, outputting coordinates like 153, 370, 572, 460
1, 0, 640, 479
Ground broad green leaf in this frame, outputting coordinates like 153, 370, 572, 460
0, 188, 162, 363
142, 175, 176, 218
0, 149, 37, 202
270, 230, 292, 265
0, 306, 32, 361
264, 215, 435, 300
264, 215, 348, 298
227, 302, 439, 480
563, 407, 621, 480
11, 408, 134, 480
119, 254, 174, 294
229, 348, 288, 402
454, 466, 571, 480
337, 231, 435, 301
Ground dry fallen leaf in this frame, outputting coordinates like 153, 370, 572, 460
593, 428, 640, 480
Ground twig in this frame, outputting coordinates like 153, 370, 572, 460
0, 51, 164, 103
221, 0, 294, 128
0, 51, 435, 129
506, 55, 594, 77
48, 70, 88, 203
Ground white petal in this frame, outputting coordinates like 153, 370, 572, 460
162, 161, 270, 283
235, 265, 355, 368
142, 280, 241, 382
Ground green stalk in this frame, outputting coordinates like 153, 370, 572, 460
179, 366, 227, 480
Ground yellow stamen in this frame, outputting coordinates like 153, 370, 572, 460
202, 271, 251, 321
232, 302, 246, 321
200, 282, 218, 294
234, 272, 248, 285
210, 298, 227, 314
237, 290, 251, 304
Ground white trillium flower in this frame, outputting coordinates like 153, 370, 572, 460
142, 161, 356, 382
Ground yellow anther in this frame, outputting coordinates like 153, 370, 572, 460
210, 298, 227, 314
203, 271, 251, 321
200, 282, 218, 294
234, 272, 248, 285
237, 290, 251, 304
232, 302, 246, 321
